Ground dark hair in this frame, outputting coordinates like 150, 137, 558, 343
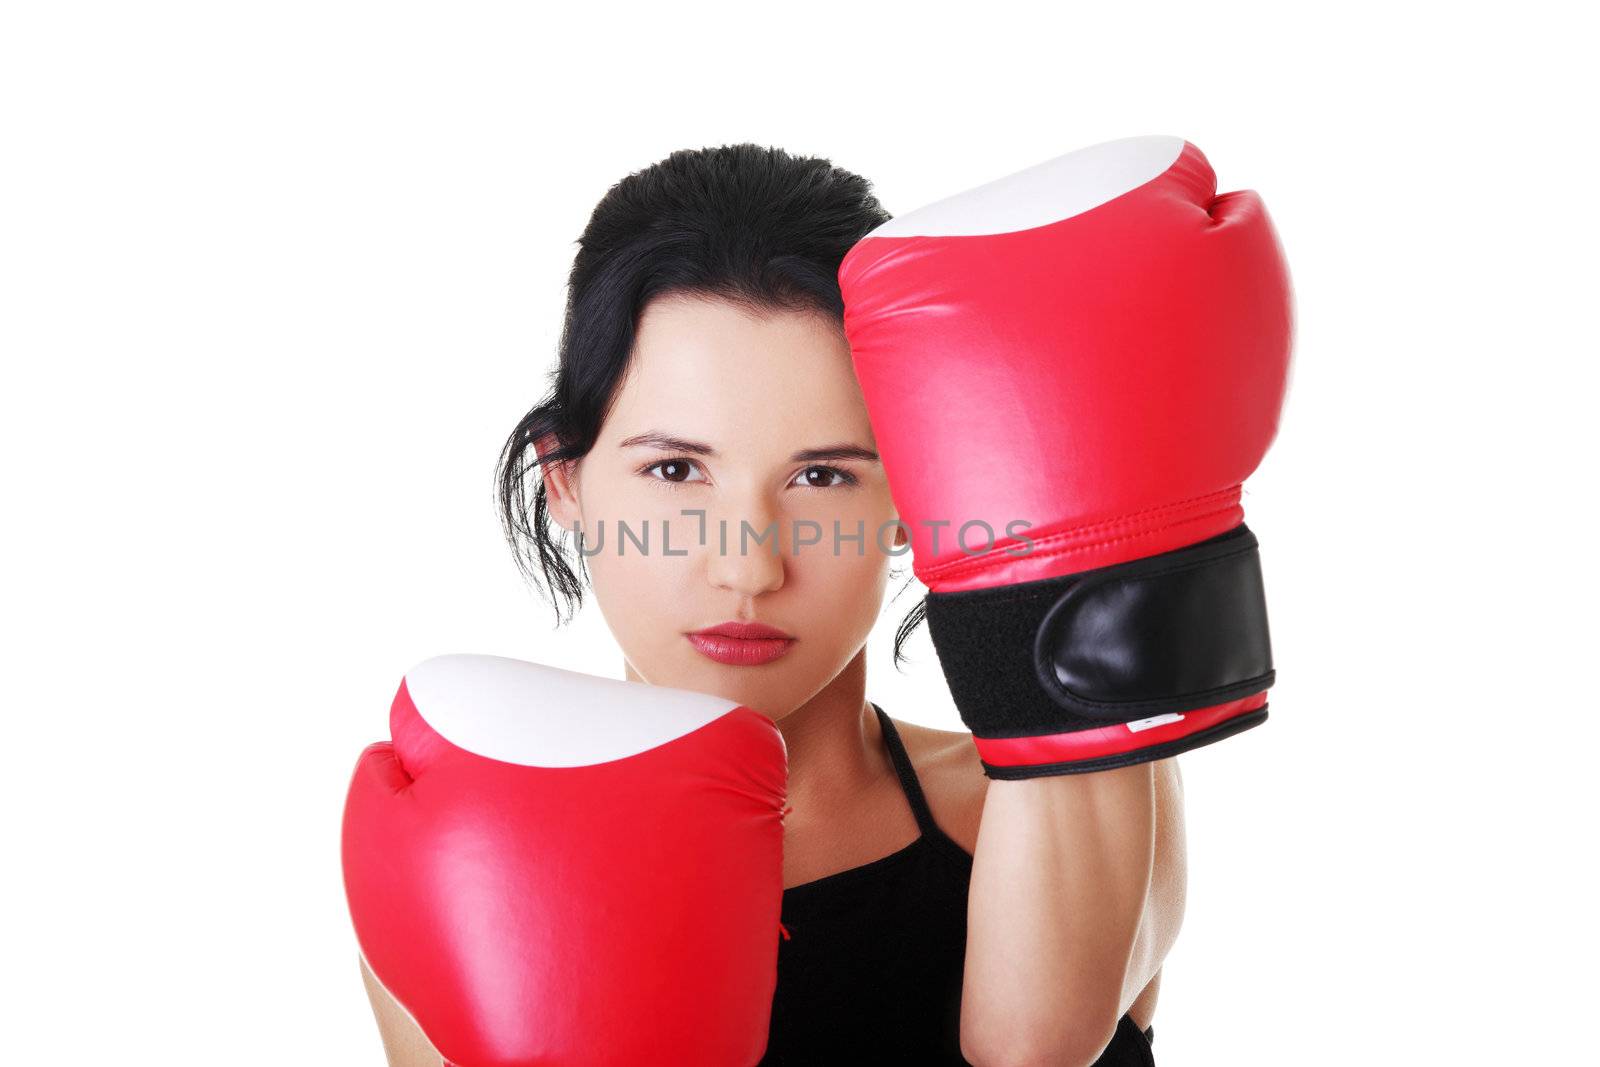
494, 143, 928, 665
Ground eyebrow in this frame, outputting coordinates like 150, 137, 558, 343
617, 430, 879, 464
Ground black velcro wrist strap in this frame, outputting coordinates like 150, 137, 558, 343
924, 524, 1275, 741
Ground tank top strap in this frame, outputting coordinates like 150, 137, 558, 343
871, 703, 941, 839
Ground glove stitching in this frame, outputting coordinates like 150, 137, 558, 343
925, 503, 1239, 586
918, 486, 1241, 582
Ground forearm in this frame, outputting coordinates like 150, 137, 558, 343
960, 763, 1156, 1066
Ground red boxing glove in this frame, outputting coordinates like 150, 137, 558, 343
341, 654, 788, 1065
840, 136, 1293, 778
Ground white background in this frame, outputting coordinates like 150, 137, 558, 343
4, 2, 1595, 1062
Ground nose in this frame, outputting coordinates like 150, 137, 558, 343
703, 495, 787, 598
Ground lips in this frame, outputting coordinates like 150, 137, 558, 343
687, 622, 796, 666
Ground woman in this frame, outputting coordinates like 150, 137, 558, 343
361, 144, 1176, 1065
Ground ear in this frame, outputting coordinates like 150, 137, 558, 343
534, 433, 581, 531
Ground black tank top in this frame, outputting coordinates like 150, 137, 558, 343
760, 704, 1158, 1065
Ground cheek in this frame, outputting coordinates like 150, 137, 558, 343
787, 516, 896, 631
586, 537, 690, 631
788, 481, 898, 545
579, 479, 702, 649
576, 472, 698, 579
584, 546, 702, 688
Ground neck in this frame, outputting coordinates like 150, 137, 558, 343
770, 647, 886, 823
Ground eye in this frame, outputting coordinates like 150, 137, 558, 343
640, 458, 707, 486
792, 465, 858, 489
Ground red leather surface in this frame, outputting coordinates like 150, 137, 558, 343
839, 141, 1292, 591
342, 674, 787, 1066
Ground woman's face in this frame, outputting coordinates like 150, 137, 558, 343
546, 292, 903, 719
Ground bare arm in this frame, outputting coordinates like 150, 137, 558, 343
1131, 758, 1187, 1021
960, 757, 1186, 1067
358, 956, 442, 1067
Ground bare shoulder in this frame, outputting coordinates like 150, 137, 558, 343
885, 716, 988, 855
